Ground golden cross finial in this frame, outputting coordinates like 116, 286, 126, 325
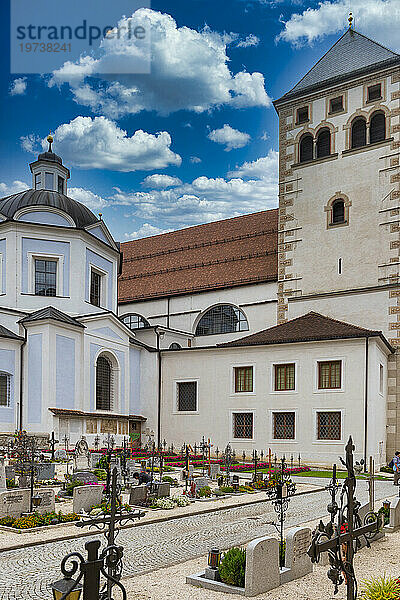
348, 12, 353, 29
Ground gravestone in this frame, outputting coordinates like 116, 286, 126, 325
386, 497, 400, 532
36, 463, 55, 481
71, 471, 99, 485
73, 484, 103, 514
156, 482, 170, 498
129, 485, 147, 505
55, 449, 67, 460
209, 463, 221, 479
90, 453, 102, 468
357, 502, 384, 544
5, 466, 15, 481
0, 457, 6, 492
194, 477, 210, 494
0, 489, 30, 518
34, 488, 55, 514
245, 536, 280, 596
281, 527, 313, 584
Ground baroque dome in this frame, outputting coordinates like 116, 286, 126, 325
0, 188, 98, 228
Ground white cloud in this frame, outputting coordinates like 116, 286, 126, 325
49, 9, 271, 117
237, 34, 260, 48
278, 0, 400, 48
142, 174, 182, 188
22, 116, 181, 172
0, 180, 29, 196
190, 156, 202, 164
68, 187, 107, 210
124, 223, 173, 239
9, 77, 27, 96
228, 150, 278, 178
208, 124, 251, 151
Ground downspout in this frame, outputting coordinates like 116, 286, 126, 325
19, 323, 27, 432
155, 328, 162, 449
363, 336, 369, 471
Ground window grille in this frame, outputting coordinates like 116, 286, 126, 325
121, 313, 150, 330
177, 382, 197, 411
367, 84, 382, 102
35, 259, 57, 296
351, 118, 366, 148
369, 112, 385, 144
0, 373, 10, 407
90, 271, 101, 307
234, 367, 253, 393
318, 361, 341, 389
329, 96, 343, 113
274, 363, 295, 391
233, 413, 253, 439
297, 106, 309, 124
299, 134, 313, 162
273, 412, 295, 439
317, 411, 341, 440
331, 200, 345, 224
316, 129, 331, 158
96, 356, 112, 411
195, 305, 249, 336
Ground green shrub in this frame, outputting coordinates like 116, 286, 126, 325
162, 476, 178, 485
219, 547, 246, 588
93, 469, 107, 481
95, 455, 109, 470
279, 540, 286, 566
381, 466, 394, 474
219, 486, 234, 493
378, 504, 390, 526
360, 574, 400, 599
65, 479, 83, 496
6, 478, 17, 489
198, 486, 212, 498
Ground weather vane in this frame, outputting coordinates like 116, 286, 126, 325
348, 12, 353, 29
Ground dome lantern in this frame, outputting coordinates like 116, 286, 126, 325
29, 134, 70, 195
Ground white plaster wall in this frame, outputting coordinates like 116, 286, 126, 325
160, 338, 389, 466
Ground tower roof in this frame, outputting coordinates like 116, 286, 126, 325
275, 29, 400, 105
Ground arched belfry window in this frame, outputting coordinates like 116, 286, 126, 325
369, 111, 385, 144
121, 313, 150, 330
332, 199, 345, 224
351, 117, 367, 148
299, 133, 313, 163
316, 128, 331, 158
195, 305, 249, 336
96, 355, 112, 411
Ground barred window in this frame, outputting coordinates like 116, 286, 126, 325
273, 412, 295, 439
96, 356, 112, 411
90, 270, 101, 307
0, 373, 10, 407
367, 83, 381, 102
195, 305, 248, 336
274, 363, 295, 391
234, 367, 253, 393
329, 96, 343, 114
317, 411, 341, 440
296, 106, 309, 124
121, 313, 150, 330
233, 413, 253, 439
177, 382, 197, 411
318, 361, 341, 389
35, 259, 57, 296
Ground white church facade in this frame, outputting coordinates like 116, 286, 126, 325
0, 27, 398, 466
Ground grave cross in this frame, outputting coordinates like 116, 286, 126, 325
49, 431, 59, 461
307, 437, 380, 600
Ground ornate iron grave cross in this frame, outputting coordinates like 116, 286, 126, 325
307, 437, 381, 600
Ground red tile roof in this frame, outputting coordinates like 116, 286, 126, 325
119, 209, 278, 302
218, 312, 390, 348
49, 408, 147, 421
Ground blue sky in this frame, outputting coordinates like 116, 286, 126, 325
0, 0, 399, 241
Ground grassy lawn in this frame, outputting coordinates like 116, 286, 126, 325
239, 468, 390, 481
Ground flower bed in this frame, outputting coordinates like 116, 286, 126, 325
0, 511, 79, 530
150, 495, 191, 510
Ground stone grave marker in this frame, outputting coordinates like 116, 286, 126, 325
36, 463, 55, 481
129, 485, 147, 505
90, 453, 102, 468
34, 488, 55, 514
209, 463, 221, 479
0, 489, 30, 518
71, 471, 99, 485
195, 477, 210, 494
0, 457, 6, 492
73, 484, 104, 514
281, 527, 313, 584
386, 497, 400, 532
245, 536, 280, 596
55, 449, 67, 460
5, 466, 15, 481
156, 482, 170, 498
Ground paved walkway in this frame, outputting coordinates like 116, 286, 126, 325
0, 478, 395, 600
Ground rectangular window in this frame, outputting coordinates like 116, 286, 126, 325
34, 173, 41, 189
0, 374, 10, 407
329, 96, 343, 113
367, 83, 382, 102
296, 106, 309, 124
233, 412, 253, 439
379, 364, 384, 395
274, 363, 295, 391
177, 381, 197, 411
234, 366, 253, 393
317, 411, 341, 440
118, 420, 129, 435
35, 259, 57, 296
273, 412, 295, 439
58, 176, 64, 194
318, 360, 341, 389
45, 172, 54, 190
90, 270, 102, 307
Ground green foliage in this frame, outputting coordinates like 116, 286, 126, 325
279, 540, 286, 566
65, 479, 84, 496
95, 455, 109, 470
378, 505, 390, 526
198, 486, 212, 498
219, 547, 246, 588
381, 466, 393, 474
0, 511, 79, 529
360, 575, 400, 599
219, 486, 234, 493
6, 478, 17, 489
93, 469, 107, 481
162, 475, 178, 485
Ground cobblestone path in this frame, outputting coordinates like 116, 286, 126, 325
0, 478, 394, 599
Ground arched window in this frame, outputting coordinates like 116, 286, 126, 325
169, 342, 181, 350
121, 313, 150, 330
299, 133, 313, 163
351, 118, 366, 148
316, 128, 331, 158
195, 305, 249, 336
369, 111, 385, 144
332, 199, 345, 224
96, 356, 112, 411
